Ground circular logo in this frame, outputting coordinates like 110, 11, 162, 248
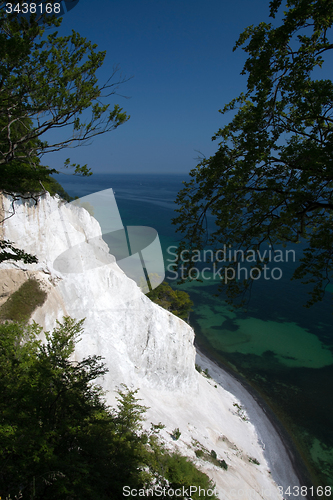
0, 1, 80, 23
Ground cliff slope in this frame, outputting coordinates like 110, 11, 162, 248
0, 193, 297, 499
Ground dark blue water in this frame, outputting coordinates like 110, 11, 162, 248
54, 172, 333, 488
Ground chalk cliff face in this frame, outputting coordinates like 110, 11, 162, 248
0, 193, 196, 392
0, 192, 287, 499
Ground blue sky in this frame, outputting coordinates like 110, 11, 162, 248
44, 0, 281, 174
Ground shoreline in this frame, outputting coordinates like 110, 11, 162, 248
195, 341, 314, 500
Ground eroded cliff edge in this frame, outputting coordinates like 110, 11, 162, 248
0, 193, 290, 499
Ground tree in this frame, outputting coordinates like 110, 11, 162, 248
0, 1, 129, 264
173, 0, 333, 308
0, 318, 218, 499
0, 318, 149, 499
0, 1, 129, 187
147, 281, 193, 321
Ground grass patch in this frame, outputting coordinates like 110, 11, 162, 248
195, 365, 212, 380
195, 449, 204, 458
153, 452, 218, 499
0, 279, 47, 322
193, 445, 228, 470
248, 456, 260, 465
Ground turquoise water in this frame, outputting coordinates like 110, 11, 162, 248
55, 172, 333, 488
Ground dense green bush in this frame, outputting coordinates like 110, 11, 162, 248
147, 281, 193, 321
163, 453, 217, 499
0, 318, 217, 499
0, 318, 148, 499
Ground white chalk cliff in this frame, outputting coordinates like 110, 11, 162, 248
0, 193, 300, 499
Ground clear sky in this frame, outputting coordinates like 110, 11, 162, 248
43, 0, 280, 174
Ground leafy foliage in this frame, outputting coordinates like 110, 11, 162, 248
0, 114, 57, 193
147, 281, 193, 320
145, 440, 218, 500
162, 453, 217, 499
41, 176, 73, 202
0, 2, 129, 188
0, 318, 147, 499
173, 0, 333, 308
0, 123, 72, 199
0, 1, 129, 264
0, 239, 38, 264
0, 318, 218, 499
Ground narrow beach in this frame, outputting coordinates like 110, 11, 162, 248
195, 346, 313, 499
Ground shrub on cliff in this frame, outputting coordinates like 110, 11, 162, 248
147, 281, 193, 321
0, 318, 147, 499
0, 317, 217, 500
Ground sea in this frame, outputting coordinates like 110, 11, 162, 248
54, 172, 333, 490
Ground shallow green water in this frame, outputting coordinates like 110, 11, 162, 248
177, 278, 333, 488
185, 285, 332, 369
